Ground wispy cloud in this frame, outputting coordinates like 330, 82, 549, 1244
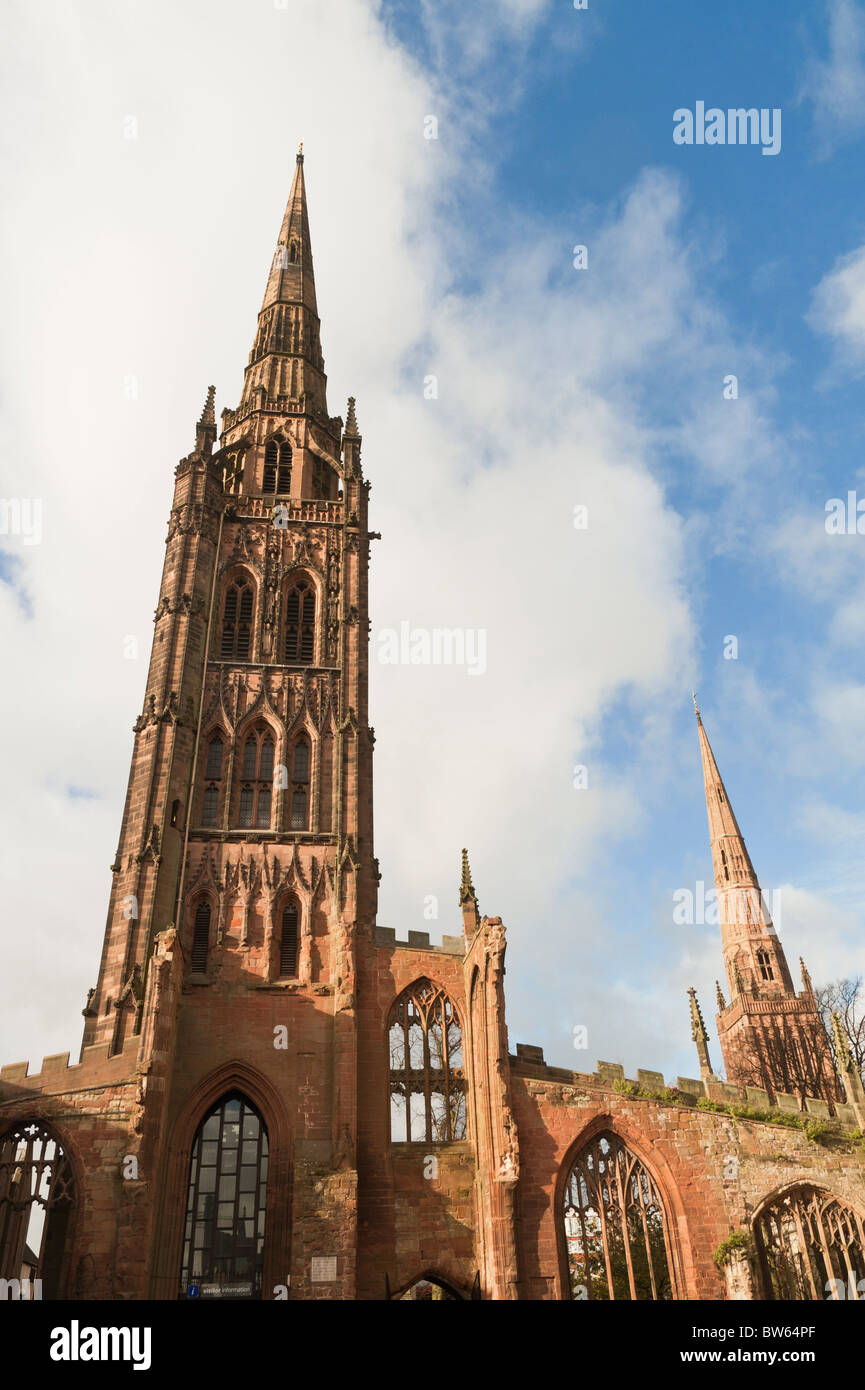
800, 0, 865, 155
809, 242, 865, 368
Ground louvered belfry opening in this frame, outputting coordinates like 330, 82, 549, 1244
191, 901, 211, 973
221, 577, 253, 660
279, 902, 299, 977
283, 577, 315, 664
263, 437, 292, 494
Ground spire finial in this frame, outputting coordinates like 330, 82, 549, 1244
195, 384, 217, 455
688, 986, 708, 1039
692, 690, 701, 721
459, 847, 480, 939
198, 384, 216, 426
800, 956, 814, 997
345, 395, 359, 436
688, 987, 714, 1080
459, 848, 476, 905
297, 140, 303, 160
715, 979, 727, 1011
831, 1010, 853, 1072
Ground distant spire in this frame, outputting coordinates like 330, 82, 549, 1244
695, 707, 758, 887
195, 384, 217, 455
688, 987, 714, 1080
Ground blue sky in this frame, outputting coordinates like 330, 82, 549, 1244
1, 0, 864, 1083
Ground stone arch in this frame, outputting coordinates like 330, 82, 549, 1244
198, 724, 230, 828
390, 1269, 467, 1301
751, 1181, 865, 1300
0, 1116, 79, 1299
555, 1113, 691, 1301
217, 566, 258, 662
150, 1061, 292, 1300
187, 890, 216, 974
281, 567, 321, 667
387, 979, 466, 1145
231, 715, 281, 830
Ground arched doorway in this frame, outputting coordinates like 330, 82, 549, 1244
0, 1120, 75, 1298
561, 1130, 675, 1300
180, 1092, 269, 1299
754, 1186, 865, 1300
391, 1274, 465, 1301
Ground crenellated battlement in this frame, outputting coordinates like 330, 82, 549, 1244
511, 1044, 862, 1131
0, 1033, 141, 1099
373, 926, 464, 956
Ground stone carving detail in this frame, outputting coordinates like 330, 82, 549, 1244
326, 538, 340, 661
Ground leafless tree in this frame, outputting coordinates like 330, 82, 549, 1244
816, 976, 865, 1084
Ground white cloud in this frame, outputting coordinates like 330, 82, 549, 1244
800, 0, 865, 154
0, 0, 830, 1085
809, 242, 865, 365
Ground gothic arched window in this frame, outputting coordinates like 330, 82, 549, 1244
202, 733, 224, 827
279, 901, 299, 978
221, 576, 254, 661
754, 1187, 865, 1300
191, 901, 211, 973
0, 1121, 76, 1300
263, 438, 292, 495
562, 1131, 674, 1301
237, 728, 275, 829
288, 736, 310, 831
283, 577, 315, 665
180, 1093, 269, 1299
388, 981, 466, 1144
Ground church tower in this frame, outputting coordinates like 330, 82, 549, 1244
694, 700, 839, 1108
81, 149, 377, 1297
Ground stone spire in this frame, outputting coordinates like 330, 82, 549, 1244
688, 987, 714, 1080
460, 847, 480, 938
715, 979, 727, 1011
694, 700, 793, 998
238, 145, 328, 418
696, 700, 839, 1109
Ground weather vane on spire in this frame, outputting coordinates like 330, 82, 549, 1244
298, 141, 303, 156
692, 690, 701, 718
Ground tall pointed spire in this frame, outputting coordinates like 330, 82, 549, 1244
235, 144, 329, 420
695, 700, 840, 1109
694, 698, 760, 896
260, 145, 318, 316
